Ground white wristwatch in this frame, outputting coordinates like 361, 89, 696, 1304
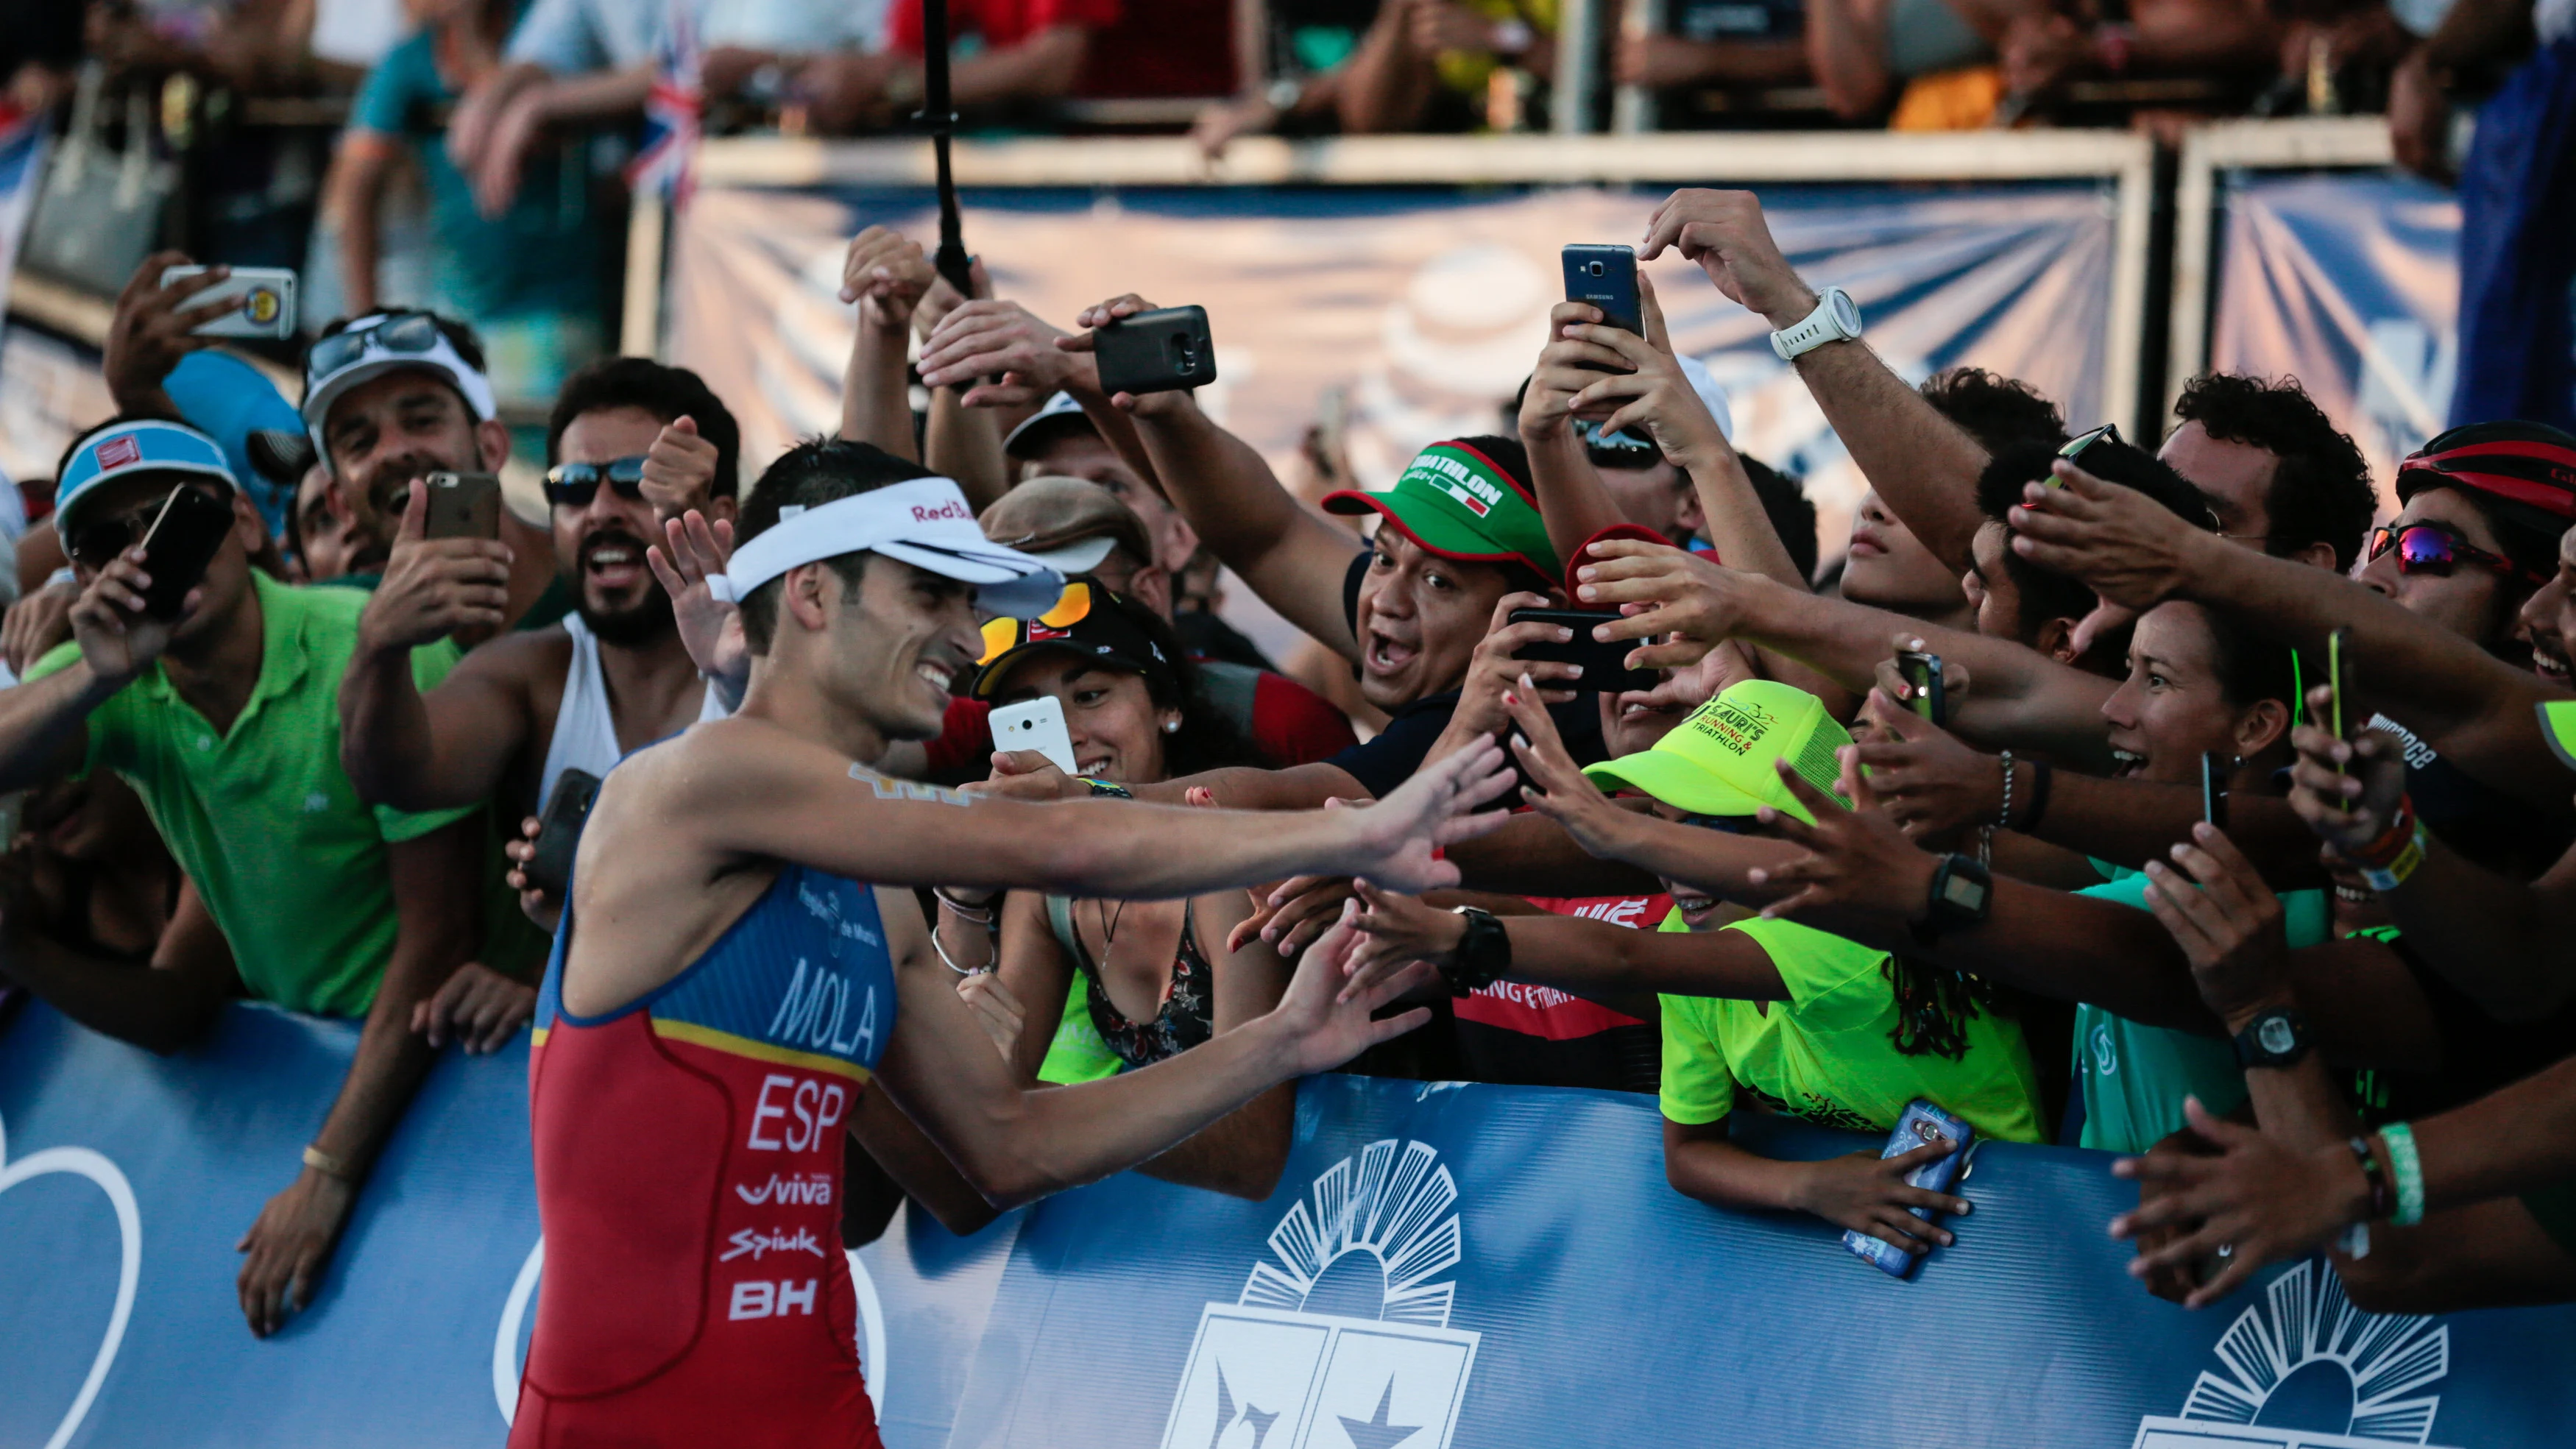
1769, 286, 1863, 361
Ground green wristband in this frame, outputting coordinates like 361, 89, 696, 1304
2379, 1122, 2425, 1226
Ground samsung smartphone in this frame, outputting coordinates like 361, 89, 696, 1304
423, 470, 503, 540
159, 265, 297, 339
137, 484, 237, 619
1560, 244, 1643, 336
523, 770, 603, 898
2201, 751, 2230, 831
1093, 305, 1218, 396
1896, 651, 1945, 726
1506, 608, 1658, 693
1843, 1099, 1975, 1278
991, 695, 1079, 775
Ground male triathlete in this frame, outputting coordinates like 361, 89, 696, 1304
510, 439, 1507, 1448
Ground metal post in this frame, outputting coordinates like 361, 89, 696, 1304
1611, 0, 1657, 135
1553, 0, 1599, 135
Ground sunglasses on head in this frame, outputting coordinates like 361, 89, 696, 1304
305, 311, 446, 383
542, 456, 648, 509
68, 483, 223, 569
2367, 520, 2528, 580
979, 580, 1099, 665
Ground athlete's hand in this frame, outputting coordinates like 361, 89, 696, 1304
411, 960, 537, 1055
237, 1166, 356, 1338
504, 814, 563, 934
647, 509, 747, 706
1328, 737, 1515, 892
1232, 865, 1361, 959
1267, 903, 1441, 1075
1790, 1140, 1969, 1253
955, 968, 1024, 1064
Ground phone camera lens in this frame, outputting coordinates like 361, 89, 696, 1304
1587, 261, 1604, 276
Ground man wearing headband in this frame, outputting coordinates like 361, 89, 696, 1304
301, 308, 559, 623
511, 438, 1511, 1448
0, 417, 497, 1340
338, 359, 740, 927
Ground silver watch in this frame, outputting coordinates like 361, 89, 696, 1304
1769, 286, 1863, 361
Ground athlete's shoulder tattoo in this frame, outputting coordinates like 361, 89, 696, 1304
849, 762, 973, 807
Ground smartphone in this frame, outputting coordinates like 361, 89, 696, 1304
2201, 751, 2230, 832
1560, 244, 1643, 336
1896, 651, 1945, 726
523, 770, 603, 899
991, 695, 1079, 775
423, 471, 502, 540
1093, 305, 1218, 397
1506, 608, 1659, 693
159, 265, 297, 339
136, 484, 236, 619
2324, 627, 2352, 809
1843, 1099, 1975, 1278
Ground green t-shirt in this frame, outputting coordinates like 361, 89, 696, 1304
2071, 871, 2332, 1153
29, 573, 475, 1017
1656, 910, 2045, 1144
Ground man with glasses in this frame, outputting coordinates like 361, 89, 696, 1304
339, 357, 740, 915
302, 309, 560, 623
0, 418, 493, 1339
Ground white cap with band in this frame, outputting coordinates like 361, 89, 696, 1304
707, 477, 1066, 618
300, 311, 500, 451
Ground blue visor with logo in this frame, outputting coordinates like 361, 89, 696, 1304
57, 420, 237, 536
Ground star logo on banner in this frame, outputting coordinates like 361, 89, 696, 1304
1206, 1364, 1284, 1449
1334, 1379, 1420, 1449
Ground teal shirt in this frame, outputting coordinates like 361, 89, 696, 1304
2072, 868, 2332, 1153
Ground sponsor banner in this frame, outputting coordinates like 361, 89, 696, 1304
8, 999, 2576, 1448
668, 180, 2120, 626
2209, 169, 2460, 501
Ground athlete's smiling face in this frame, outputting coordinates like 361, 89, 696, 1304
815, 553, 984, 744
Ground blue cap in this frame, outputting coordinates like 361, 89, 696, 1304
57, 420, 236, 539
164, 352, 300, 534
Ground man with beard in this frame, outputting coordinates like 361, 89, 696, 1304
302, 310, 561, 624
337, 358, 740, 925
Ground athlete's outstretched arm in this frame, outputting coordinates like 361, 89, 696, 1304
678, 720, 1516, 901
869, 889, 1434, 1208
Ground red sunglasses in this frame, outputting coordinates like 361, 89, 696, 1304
2366, 521, 2532, 581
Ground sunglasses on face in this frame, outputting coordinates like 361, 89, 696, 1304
305, 311, 445, 383
2367, 520, 2525, 580
979, 580, 1098, 665
542, 456, 648, 509
68, 483, 223, 569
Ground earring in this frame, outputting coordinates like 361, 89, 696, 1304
1163, 720, 1181, 734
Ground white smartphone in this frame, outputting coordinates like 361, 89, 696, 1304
159, 265, 299, 339
990, 695, 1078, 775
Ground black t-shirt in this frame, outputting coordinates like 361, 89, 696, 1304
1325, 550, 1607, 797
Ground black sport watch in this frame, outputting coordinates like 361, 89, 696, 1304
2233, 1007, 2312, 1069
1443, 906, 1511, 996
1911, 854, 1992, 946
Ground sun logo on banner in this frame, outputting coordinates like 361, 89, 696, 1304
2133, 1259, 2452, 1449
1161, 1139, 1479, 1449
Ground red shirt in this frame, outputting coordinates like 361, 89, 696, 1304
886, 0, 1122, 57
884, 0, 1235, 100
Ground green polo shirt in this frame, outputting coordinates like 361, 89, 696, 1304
27, 573, 473, 1017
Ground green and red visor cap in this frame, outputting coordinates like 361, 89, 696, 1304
1323, 442, 1565, 589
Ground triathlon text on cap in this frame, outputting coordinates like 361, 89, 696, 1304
1685, 696, 1780, 758
1405, 450, 1507, 519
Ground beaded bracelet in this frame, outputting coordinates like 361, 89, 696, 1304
2348, 1134, 2393, 1220
1997, 750, 2017, 830
2379, 1122, 2426, 1226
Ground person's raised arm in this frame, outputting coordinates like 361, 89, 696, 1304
2009, 461, 2570, 791
835, 227, 936, 464
339, 481, 527, 809
235, 813, 483, 1337
102, 252, 247, 423
1640, 189, 1991, 572
328, 136, 397, 318
0, 874, 237, 1054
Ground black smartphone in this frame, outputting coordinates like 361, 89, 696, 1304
1561, 244, 1643, 336
136, 485, 236, 619
2201, 751, 2229, 832
2324, 626, 2354, 811
523, 770, 603, 898
1896, 651, 1945, 726
424, 471, 502, 540
1507, 608, 1658, 692
1093, 305, 1217, 396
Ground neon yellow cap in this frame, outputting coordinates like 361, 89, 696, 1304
1582, 679, 1853, 823
2541, 700, 2576, 773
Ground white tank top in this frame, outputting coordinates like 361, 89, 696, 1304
538, 614, 731, 811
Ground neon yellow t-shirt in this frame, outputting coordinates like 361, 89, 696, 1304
1655, 910, 2044, 1144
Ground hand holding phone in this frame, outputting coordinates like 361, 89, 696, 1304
2323, 627, 2354, 810
1561, 245, 1642, 374
1505, 609, 1659, 693
2201, 751, 2230, 832
523, 770, 603, 898
1093, 305, 1217, 396
991, 695, 1079, 775
1843, 1099, 1976, 1278
1895, 651, 1945, 726
136, 485, 237, 620
423, 472, 502, 541
158, 266, 298, 339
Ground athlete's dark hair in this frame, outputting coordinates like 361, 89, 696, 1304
546, 357, 743, 500
1920, 367, 2070, 453
1972, 438, 2214, 648
1742, 455, 1819, 583
735, 438, 938, 654
2173, 374, 2374, 571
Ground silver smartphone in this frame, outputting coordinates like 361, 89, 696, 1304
989, 695, 1078, 775
159, 265, 298, 339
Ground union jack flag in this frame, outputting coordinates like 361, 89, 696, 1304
626, 1, 703, 208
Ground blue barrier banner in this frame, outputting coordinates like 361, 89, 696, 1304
668, 180, 2122, 600
2210, 169, 2459, 495
7, 997, 2576, 1448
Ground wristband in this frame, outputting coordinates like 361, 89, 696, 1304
2349, 1134, 2393, 1220
1075, 776, 1133, 799
2338, 794, 2417, 870
1997, 750, 2017, 830
933, 887, 996, 923
2023, 761, 2053, 834
2358, 821, 2427, 893
2379, 1123, 2425, 1226
302, 1144, 358, 1182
